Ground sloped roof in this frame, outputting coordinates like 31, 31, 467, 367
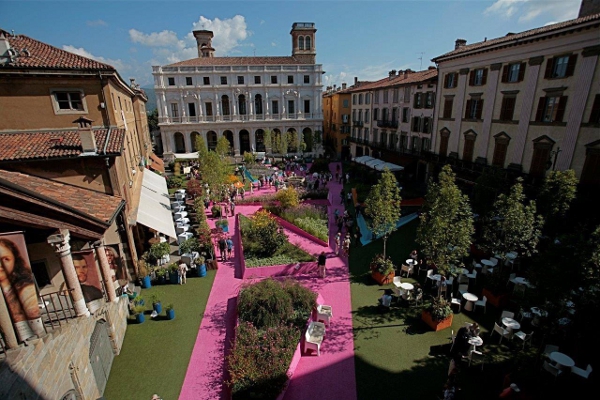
166, 56, 313, 67
347, 68, 438, 92
0, 29, 115, 70
0, 169, 124, 224
0, 128, 125, 162
433, 12, 600, 62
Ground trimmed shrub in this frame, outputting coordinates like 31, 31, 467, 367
276, 187, 300, 209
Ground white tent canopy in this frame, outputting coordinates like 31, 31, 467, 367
354, 156, 376, 165
374, 162, 404, 172
365, 158, 386, 168
135, 170, 178, 239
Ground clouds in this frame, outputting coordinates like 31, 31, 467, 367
86, 19, 107, 27
62, 45, 125, 71
128, 15, 250, 68
484, 0, 579, 23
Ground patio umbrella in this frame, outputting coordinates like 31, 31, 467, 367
234, 181, 244, 188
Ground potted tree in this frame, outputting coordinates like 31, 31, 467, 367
133, 305, 146, 324
211, 204, 222, 218
165, 303, 175, 320
370, 254, 395, 285
215, 218, 229, 233
149, 293, 162, 314
168, 263, 180, 284
195, 256, 207, 277
149, 241, 171, 266
137, 260, 151, 289
155, 268, 167, 284
422, 297, 454, 331
482, 270, 511, 308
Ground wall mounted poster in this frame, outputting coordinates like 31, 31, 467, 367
71, 250, 103, 306
0, 232, 44, 342
105, 244, 129, 285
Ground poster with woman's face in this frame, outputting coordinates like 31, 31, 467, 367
105, 245, 128, 284
0, 232, 44, 342
71, 250, 103, 304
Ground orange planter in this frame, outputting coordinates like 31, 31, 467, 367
371, 270, 395, 285
421, 310, 454, 331
482, 288, 510, 308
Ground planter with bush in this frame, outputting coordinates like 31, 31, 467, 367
422, 298, 454, 331
211, 205, 222, 218
370, 254, 395, 285
165, 303, 175, 320
227, 279, 316, 400
168, 263, 180, 284
137, 260, 151, 289
482, 270, 511, 308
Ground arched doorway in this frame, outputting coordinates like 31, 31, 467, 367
255, 129, 265, 152
224, 130, 234, 154
303, 127, 313, 152
191, 131, 200, 152
174, 132, 185, 153
207, 131, 217, 151
239, 130, 250, 154
287, 128, 298, 153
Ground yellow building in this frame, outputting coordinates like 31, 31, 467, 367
322, 82, 355, 159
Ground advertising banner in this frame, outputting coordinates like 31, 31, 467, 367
71, 250, 104, 306
0, 232, 44, 342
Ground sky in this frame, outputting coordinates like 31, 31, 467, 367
0, 0, 583, 88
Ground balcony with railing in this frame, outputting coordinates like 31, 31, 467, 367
376, 120, 399, 129
352, 120, 364, 127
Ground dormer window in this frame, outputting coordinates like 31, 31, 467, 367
51, 89, 87, 114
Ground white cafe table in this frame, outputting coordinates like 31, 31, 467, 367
406, 259, 417, 266
468, 336, 483, 352
549, 352, 575, 369
399, 282, 414, 299
512, 277, 531, 287
462, 293, 478, 311
481, 259, 494, 267
502, 317, 521, 330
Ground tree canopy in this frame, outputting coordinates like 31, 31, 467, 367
364, 169, 402, 258
482, 178, 544, 257
416, 165, 474, 275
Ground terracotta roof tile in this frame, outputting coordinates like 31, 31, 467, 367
1, 30, 115, 70
433, 12, 600, 61
166, 56, 313, 67
347, 69, 438, 92
0, 169, 123, 224
0, 128, 125, 162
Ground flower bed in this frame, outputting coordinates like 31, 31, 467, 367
265, 203, 329, 243
227, 279, 317, 400
239, 213, 315, 268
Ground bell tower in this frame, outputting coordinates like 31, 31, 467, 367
291, 22, 316, 64
192, 30, 215, 58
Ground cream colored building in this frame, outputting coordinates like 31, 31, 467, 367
153, 22, 324, 159
431, 11, 600, 186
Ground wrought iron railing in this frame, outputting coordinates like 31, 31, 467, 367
38, 289, 77, 331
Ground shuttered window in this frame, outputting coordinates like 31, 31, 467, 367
530, 146, 551, 179
443, 98, 454, 119
535, 96, 568, 122
469, 68, 487, 86
463, 135, 475, 163
544, 55, 577, 79
439, 134, 450, 157
465, 99, 484, 119
580, 149, 600, 185
589, 94, 600, 124
500, 96, 516, 121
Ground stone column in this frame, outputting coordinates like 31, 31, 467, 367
184, 132, 193, 153
47, 230, 90, 318
233, 130, 241, 156
94, 242, 117, 303
250, 130, 256, 152
249, 91, 254, 120
0, 292, 18, 349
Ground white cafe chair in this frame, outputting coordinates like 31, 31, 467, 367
571, 364, 593, 380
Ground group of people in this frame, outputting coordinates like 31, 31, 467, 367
334, 232, 352, 258
217, 235, 234, 262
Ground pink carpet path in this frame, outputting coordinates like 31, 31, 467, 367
179, 162, 357, 400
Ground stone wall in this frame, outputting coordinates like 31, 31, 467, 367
0, 297, 129, 400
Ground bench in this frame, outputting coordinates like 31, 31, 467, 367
304, 321, 326, 356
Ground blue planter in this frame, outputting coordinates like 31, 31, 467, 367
158, 275, 166, 285
153, 302, 162, 314
222, 225, 229, 233
198, 263, 207, 277
136, 313, 145, 324
141, 275, 152, 289
169, 272, 180, 284
166, 309, 175, 320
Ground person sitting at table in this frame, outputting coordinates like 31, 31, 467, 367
410, 249, 418, 260
378, 290, 393, 310
453, 327, 471, 357
437, 275, 448, 297
468, 322, 480, 337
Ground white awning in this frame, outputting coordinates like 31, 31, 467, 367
365, 158, 386, 168
354, 156, 376, 165
136, 170, 177, 239
374, 162, 404, 172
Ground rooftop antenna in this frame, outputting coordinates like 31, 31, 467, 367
417, 52, 425, 70
253, 48, 256, 56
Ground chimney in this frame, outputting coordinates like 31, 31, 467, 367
354, 76, 358, 85
428, 66, 436, 70
333, 84, 337, 90
579, 0, 600, 17
404, 69, 413, 79
192, 30, 215, 58
455, 39, 467, 50
73, 117, 97, 154
342, 83, 347, 90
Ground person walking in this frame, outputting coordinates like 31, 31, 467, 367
226, 236, 234, 259
178, 260, 188, 285
230, 201, 235, 216
334, 232, 342, 256
343, 234, 351, 257
317, 252, 327, 278
218, 236, 227, 261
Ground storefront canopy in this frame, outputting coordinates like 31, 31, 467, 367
354, 156, 404, 172
354, 156, 376, 165
374, 162, 404, 172
136, 170, 177, 239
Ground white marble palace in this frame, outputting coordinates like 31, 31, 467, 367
153, 22, 324, 159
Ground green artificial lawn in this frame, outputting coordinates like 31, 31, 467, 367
103, 270, 216, 400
